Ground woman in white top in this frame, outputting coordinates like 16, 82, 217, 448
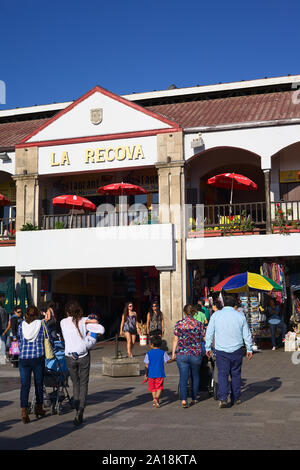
60, 300, 104, 426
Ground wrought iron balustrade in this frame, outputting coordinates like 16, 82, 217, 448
41, 209, 159, 230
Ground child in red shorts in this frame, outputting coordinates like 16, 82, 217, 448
144, 335, 172, 408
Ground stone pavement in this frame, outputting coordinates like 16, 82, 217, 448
1, 340, 300, 451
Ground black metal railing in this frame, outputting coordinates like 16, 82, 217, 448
187, 202, 266, 233
41, 209, 159, 230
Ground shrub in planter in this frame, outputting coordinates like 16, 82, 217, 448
20, 223, 39, 231
55, 221, 66, 229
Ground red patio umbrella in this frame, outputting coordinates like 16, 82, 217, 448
97, 182, 147, 225
207, 173, 257, 205
97, 182, 147, 196
52, 195, 96, 212
0, 193, 11, 207
52, 195, 96, 228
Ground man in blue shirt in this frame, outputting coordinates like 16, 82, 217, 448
205, 295, 253, 408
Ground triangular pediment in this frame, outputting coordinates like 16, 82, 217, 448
20, 86, 180, 144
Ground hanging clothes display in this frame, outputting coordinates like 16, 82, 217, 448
261, 261, 287, 303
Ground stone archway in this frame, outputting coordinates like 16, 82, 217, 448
270, 141, 300, 202
185, 146, 264, 205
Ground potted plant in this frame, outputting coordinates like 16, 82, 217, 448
137, 321, 148, 345
55, 221, 66, 229
20, 222, 39, 231
224, 211, 259, 236
204, 226, 222, 237
273, 205, 297, 234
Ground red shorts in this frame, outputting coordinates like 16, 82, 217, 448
148, 378, 164, 392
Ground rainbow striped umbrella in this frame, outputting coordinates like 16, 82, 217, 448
211, 272, 283, 294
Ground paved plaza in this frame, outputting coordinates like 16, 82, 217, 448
1, 341, 300, 451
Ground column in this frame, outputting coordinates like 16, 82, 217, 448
14, 147, 40, 304
156, 131, 186, 347
264, 169, 272, 234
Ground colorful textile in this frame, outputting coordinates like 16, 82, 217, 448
174, 317, 204, 356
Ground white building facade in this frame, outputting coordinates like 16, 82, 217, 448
1, 75, 300, 344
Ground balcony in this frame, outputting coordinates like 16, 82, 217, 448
187, 201, 300, 237
16, 206, 174, 272
41, 208, 159, 230
0, 218, 16, 246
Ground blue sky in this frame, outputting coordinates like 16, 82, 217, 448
1, 0, 299, 109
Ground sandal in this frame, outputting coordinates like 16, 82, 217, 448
182, 401, 189, 408
153, 398, 160, 408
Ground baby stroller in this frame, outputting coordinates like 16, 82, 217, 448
29, 340, 73, 416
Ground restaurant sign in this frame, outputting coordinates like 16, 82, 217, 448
38, 135, 157, 175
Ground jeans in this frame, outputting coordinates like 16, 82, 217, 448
215, 347, 244, 402
269, 321, 287, 347
66, 353, 90, 411
19, 356, 45, 408
176, 354, 202, 401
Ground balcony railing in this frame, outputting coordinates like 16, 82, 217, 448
41, 209, 159, 230
0, 218, 16, 244
188, 201, 300, 236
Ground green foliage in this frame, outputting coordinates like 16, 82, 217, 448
55, 221, 66, 229
20, 223, 39, 231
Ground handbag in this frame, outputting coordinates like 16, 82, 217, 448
42, 321, 54, 359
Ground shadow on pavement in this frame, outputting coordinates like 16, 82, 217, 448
87, 387, 135, 404
0, 400, 13, 409
0, 387, 176, 450
241, 376, 282, 402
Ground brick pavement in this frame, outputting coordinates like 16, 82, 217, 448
1, 340, 300, 450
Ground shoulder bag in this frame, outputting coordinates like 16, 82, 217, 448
42, 320, 54, 359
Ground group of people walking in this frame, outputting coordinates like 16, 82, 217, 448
0, 292, 288, 424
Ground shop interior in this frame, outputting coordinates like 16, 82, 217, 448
41, 266, 160, 339
188, 256, 300, 348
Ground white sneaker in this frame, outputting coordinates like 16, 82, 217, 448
272, 347, 276, 351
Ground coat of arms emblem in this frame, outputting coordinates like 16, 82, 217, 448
90, 108, 103, 125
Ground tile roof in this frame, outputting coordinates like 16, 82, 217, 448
0, 118, 49, 150
146, 90, 300, 128
1, 90, 300, 150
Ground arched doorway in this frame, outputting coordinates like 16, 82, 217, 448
271, 141, 300, 202
0, 170, 16, 238
186, 146, 264, 205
